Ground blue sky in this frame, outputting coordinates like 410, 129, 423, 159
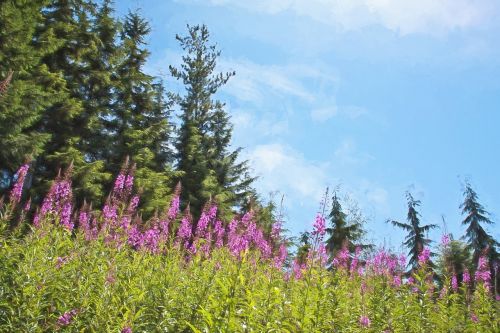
115, 0, 500, 250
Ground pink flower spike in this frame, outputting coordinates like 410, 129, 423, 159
9, 164, 29, 204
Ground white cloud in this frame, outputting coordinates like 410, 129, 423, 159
201, 0, 499, 35
334, 139, 374, 166
219, 59, 336, 104
244, 143, 330, 202
310, 105, 367, 122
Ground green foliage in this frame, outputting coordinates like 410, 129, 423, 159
0, 0, 51, 190
0, 223, 498, 332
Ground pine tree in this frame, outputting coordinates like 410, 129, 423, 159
460, 181, 499, 279
0, 0, 51, 192
325, 191, 368, 258
111, 11, 175, 216
389, 192, 437, 271
170, 24, 254, 221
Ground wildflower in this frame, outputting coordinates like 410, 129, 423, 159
167, 195, 180, 220
475, 256, 491, 290
128, 195, 140, 213
58, 309, 77, 326
393, 275, 402, 287
113, 172, 126, 194
23, 198, 31, 212
451, 275, 458, 292
56, 256, 68, 269
332, 245, 350, 269
214, 220, 225, 248
359, 315, 371, 328
440, 233, 451, 246
312, 213, 326, 237
121, 327, 132, 333
273, 243, 288, 269
271, 221, 282, 240
418, 247, 431, 265
10, 164, 29, 204
470, 313, 479, 323
463, 268, 471, 284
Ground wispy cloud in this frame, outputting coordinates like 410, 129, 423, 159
244, 143, 330, 203
219, 58, 337, 105
199, 0, 499, 35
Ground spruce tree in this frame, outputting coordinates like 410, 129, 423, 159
389, 192, 437, 271
0, 0, 50, 192
33, 0, 109, 203
325, 191, 368, 258
460, 181, 499, 277
170, 24, 254, 221
111, 12, 175, 216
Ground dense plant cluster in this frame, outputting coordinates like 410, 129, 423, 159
0, 165, 498, 332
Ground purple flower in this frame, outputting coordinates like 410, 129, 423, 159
475, 256, 491, 290
167, 195, 180, 220
273, 243, 288, 269
176, 215, 192, 243
393, 275, 402, 287
34, 176, 73, 229
332, 246, 349, 269
214, 220, 225, 248
58, 309, 77, 326
312, 213, 326, 237
128, 195, 140, 213
451, 274, 458, 292
441, 233, 451, 246
121, 327, 132, 333
463, 268, 471, 284
10, 164, 29, 204
418, 247, 431, 265
359, 315, 371, 328
114, 173, 126, 193
470, 313, 479, 323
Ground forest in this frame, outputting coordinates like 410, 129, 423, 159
0, 0, 499, 332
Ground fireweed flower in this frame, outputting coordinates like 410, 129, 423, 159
273, 243, 288, 269
10, 164, 29, 204
332, 246, 349, 269
418, 247, 431, 265
475, 256, 491, 290
463, 268, 471, 284
58, 309, 77, 326
451, 275, 458, 292
359, 315, 371, 328
128, 195, 140, 213
114, 172, 126, 193
312, 213, 326, 238
167, 195, 180, 220
393, 275, 402, 287
34, 175, 73, 230
441, 233, 451, 247
214, 220, 225, 248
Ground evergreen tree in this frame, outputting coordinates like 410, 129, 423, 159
111, 12, 175, 216
0, 0, 51, 191
325, 191, 369, 258
33, 0, 109, 203
389, 192, 437, 271
460, 181, 499, 290
170, 24, 254, 220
